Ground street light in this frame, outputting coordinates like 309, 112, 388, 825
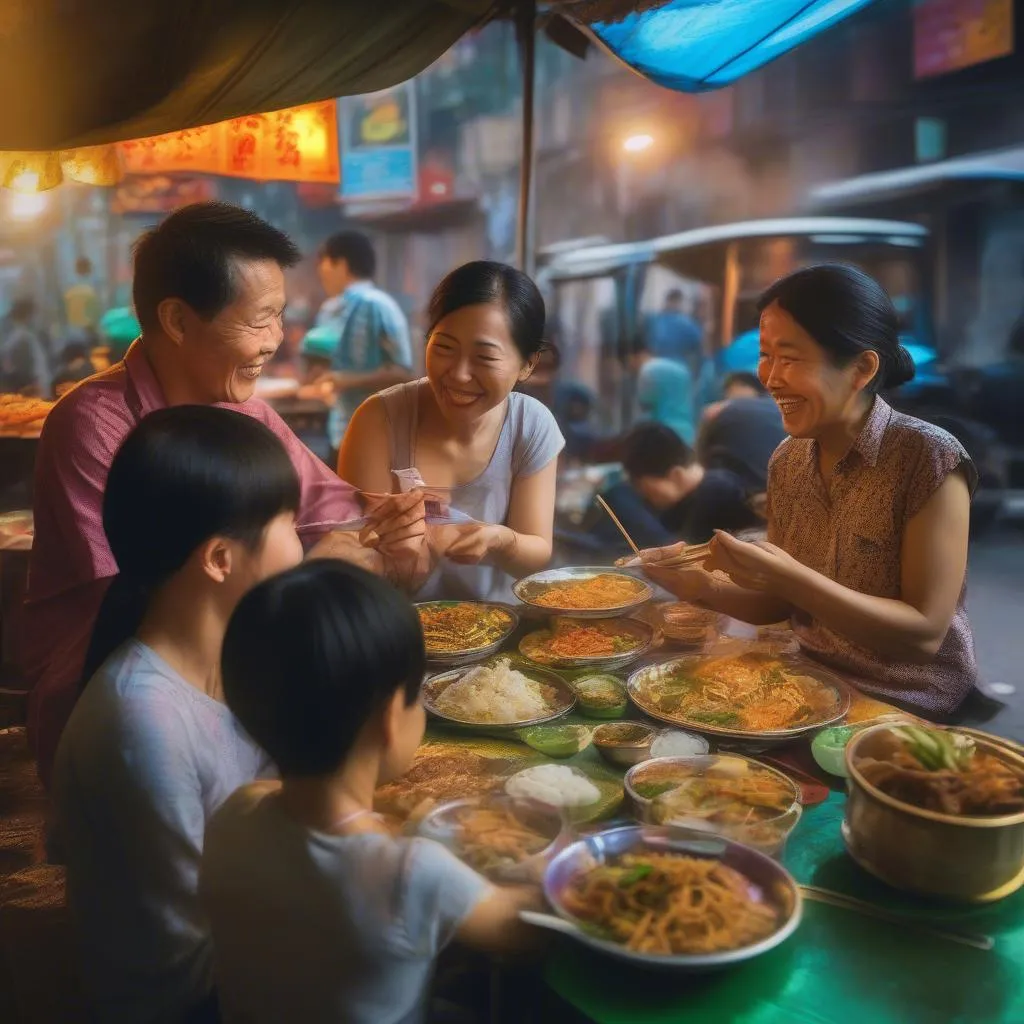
10, 191, 47, 221
623, 133, 654, 154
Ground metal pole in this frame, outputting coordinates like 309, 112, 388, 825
515, 0, 537, 275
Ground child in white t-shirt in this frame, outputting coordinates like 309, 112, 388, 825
201, 560, 540, 1024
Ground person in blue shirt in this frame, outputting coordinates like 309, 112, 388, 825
311, 231, 414, 448
634, 344, 696, 445
645, 288, 703, 372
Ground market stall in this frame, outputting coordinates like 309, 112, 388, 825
377, 572, 1024, 1023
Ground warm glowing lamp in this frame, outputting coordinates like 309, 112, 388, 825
623, 133, 655, 154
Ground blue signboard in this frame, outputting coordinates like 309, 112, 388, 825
338, 82, 417, 201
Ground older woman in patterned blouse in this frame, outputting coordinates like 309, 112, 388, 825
642, 264, 977, 717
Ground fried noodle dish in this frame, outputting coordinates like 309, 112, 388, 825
418, 602, 513, 655
454, 804, 552, 877
375, 745, 504, 820
523, 619, 643, 662
637, 653, 838, 732
640, 763, 794, 824
563, 852, 780, 955
856, 726, 1024, 817
0, 394, 53, 432
532, 573, 645, 610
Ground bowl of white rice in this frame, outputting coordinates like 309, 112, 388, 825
422, 657, 576, 730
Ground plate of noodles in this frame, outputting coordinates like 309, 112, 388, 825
627, 650, 848, 744
416, 601, 518, 666
519, 617, 654, 671
512, 567, 653, 619
423, 657, 577, 730
532, 825, 801, 969
417, 795, 566, 882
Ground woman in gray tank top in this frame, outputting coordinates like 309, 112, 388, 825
339, 261, 564, 602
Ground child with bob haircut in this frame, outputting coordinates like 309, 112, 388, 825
201, 560, 540, 1024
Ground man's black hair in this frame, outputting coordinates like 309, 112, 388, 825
319, 230, 377, 280
132, 201, 301, 333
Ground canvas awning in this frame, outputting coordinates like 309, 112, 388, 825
0, 1, 494, 152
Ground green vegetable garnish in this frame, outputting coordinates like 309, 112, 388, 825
892, 726, 975, 772
618, 863, 653, 887
689, 711, 742, 726
633, 781, 680, 800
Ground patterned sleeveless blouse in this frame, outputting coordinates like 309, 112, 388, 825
767, 397, 978, 715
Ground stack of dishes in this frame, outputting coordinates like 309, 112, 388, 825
512, 567, 655, 673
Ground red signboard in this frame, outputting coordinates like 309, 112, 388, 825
118, 101, 340, 184
914, 0, 1014, 79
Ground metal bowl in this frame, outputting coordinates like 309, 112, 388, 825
592, 722, 656, 768
422, 662, 576, 731
537, 825, 801, 971
519, 616, 654, 672
416, 795, 567, 883
416, 601, 519, 668
626, 754, 803, 860
844, 724, 1024, 902
627, 651, 849, 747
512, 566, 654, 619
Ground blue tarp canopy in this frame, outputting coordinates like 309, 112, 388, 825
575, 0, 877, 91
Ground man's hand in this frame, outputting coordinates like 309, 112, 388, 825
306, 492, 435, 592
362, 490, 426, 560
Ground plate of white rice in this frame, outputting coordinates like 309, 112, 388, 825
423, 657, 577, 730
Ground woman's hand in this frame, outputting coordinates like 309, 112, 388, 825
444, 523, 516, 566
634, 543, 712, 603
706, 531, 801, 593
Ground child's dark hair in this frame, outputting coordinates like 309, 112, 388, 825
82, 406, 300, 684
622, 422, 696, 479
221, 561, 426, 777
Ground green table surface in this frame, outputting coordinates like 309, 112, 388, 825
419, 643, 1023, 1024
543, 790, 1024, 1024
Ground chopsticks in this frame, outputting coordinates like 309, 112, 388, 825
799, 885, 994, 952
615, 541, 713, 570
595, 495, 640, 557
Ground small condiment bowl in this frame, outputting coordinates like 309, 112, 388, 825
592, 721, 656, 768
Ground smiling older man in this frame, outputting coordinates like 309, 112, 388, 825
23, 202, 425, 787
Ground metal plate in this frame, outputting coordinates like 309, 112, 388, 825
627, 651, 850, 745
416, 601, 519, 667
512, 566, 654, 619
519, 616, 654, 671
543, 825, 802, 970
422, 662, 576, 731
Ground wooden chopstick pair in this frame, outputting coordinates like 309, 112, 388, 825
595, 495, 711, 569
799, 885, 994, 952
